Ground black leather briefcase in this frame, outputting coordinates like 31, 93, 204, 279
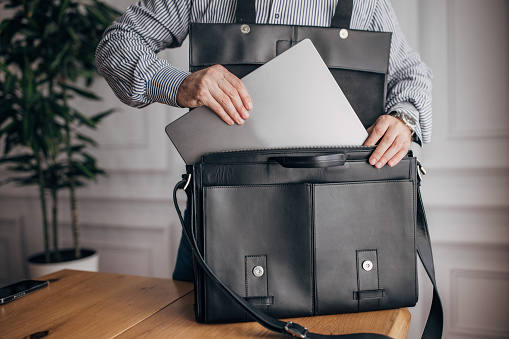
173, 146, 443, 338
175, 1, 442, 336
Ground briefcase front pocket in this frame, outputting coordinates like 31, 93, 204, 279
200, 179, 417, 323
314, 180, 417, 315
203, 184, 314, 322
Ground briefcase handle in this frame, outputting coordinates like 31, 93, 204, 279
270, 153, 347, 168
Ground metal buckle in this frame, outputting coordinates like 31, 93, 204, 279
183, 174, 192, 191
285, 321, 308, 338
417, 161, 427, 181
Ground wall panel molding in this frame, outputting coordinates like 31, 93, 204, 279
0, 218, 25, 285
59, 222, 171, 278
77, 99, 178, 171
450, 269, 509, 337
446, 0, 509, 140
421, 168, 509, 209
426, 206, 509, 246
70, 241, 154, 277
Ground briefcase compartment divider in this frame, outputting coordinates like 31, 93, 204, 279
191, 147, 418, 323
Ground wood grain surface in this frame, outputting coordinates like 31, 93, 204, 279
119, 291, 410, 339
0, 270, 410, 339
0, 270, 193, 339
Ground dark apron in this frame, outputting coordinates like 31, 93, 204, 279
173, 0, 392, 280
189, 0, 392, 128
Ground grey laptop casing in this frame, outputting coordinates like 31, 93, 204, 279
165, 39, 368, 164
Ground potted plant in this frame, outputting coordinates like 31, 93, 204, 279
0, 0, 120, 277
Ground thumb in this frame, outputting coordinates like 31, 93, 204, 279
363, 125, 377, 146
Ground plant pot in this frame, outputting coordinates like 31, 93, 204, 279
27, 248, 99, 279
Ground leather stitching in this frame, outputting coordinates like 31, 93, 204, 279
310, 183, 316, 316
245, 296, 274, 306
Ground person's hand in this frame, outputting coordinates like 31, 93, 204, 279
363, 115, 413, 168
176, 65, 252, 125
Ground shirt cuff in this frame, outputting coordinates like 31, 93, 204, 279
146, 65, 191, 107
388, 102, 423, 146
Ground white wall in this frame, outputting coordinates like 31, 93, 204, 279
1, 1, 508, 338
393, 0, 509, 338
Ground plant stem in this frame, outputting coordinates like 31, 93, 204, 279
63, 89, 81, 259
50, 186, 62, 261
35, 152, 50, 263
70, 164, 80, 259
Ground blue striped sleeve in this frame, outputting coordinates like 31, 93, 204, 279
96, 0, 192, 108
355, 0, 433, 144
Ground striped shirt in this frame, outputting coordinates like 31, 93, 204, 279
96, 0, 432, 144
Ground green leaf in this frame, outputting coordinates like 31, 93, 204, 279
80, 152, 95, 162
75, 133, 97, 147
85, 5, 110, 26
89, 108, 115, 124
48, 42, 72, 73
59, 83, 100, 100
4, 73, 18, 93
0, 153, 34, 164
73, 111, 95, 128
68, 144, 86, 153
66, 26, 79, 43
71, 161, 95, 179
0, 99, 16, 123
57, 0, 71, 24
22, 110, 29, 142
22, 55, 35, 105
47, 99, 70, 121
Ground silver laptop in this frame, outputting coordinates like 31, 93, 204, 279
165, 39, 368, 164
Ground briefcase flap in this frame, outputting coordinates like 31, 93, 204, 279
190, 23, 391, 74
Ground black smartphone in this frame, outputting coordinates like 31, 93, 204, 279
0, 279, 49, 305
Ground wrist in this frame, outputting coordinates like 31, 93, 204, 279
147, 66, 191, 107
388, 111, 417, 136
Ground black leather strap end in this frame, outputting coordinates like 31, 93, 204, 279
331, 0, 353, 28
245, 296, 275, 306
235, 0, 256, 23
353, 289, 385, 301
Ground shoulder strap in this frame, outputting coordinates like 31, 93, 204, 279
416, 188, 445, 338
173, 175, 443, 338
235, 0, 353, 28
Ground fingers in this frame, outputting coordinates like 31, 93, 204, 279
363, 115, 413, 169
222, 71, 253, 113
176, 65, 252, 125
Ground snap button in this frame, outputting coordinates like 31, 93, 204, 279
339, 28, 349, 39
252, 265, 264, 277
362, 260, 373, 271
240, 24, 251, 34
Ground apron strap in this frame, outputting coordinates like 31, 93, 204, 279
330, 0, 353, 28
235, 0, 256, 23
235, 0, 353, 28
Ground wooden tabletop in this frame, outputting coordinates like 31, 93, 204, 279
0, 270, 410, 338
